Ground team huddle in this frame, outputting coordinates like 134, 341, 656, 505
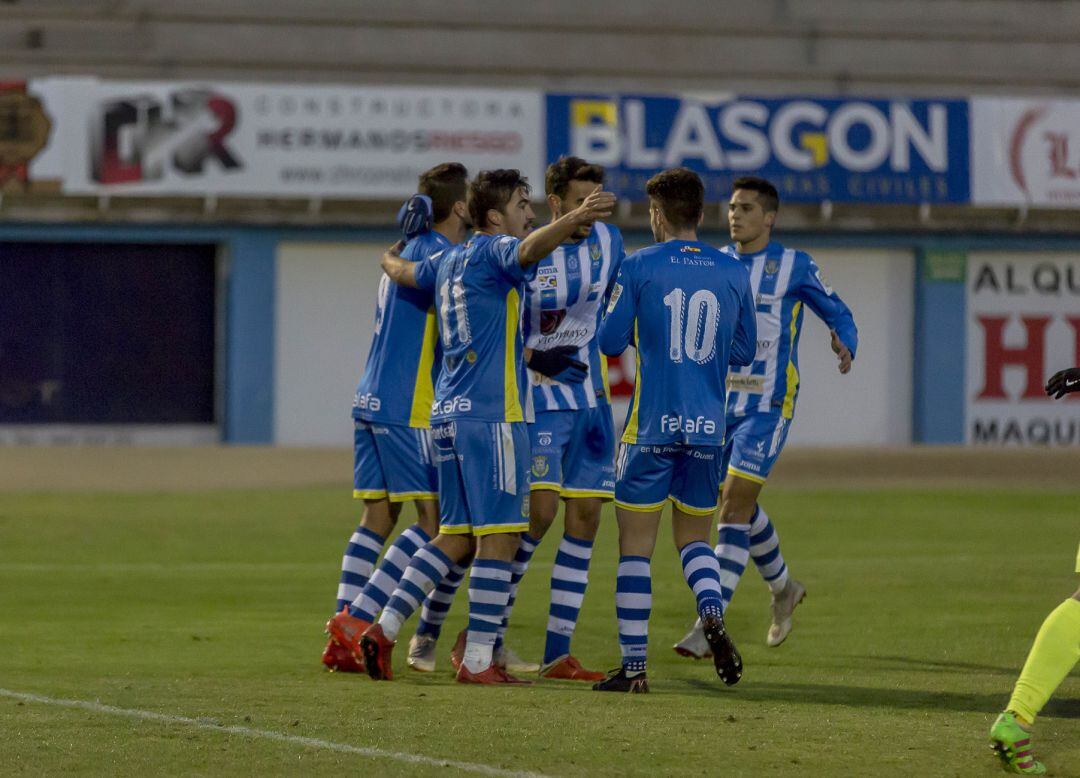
320, 157, 858, 691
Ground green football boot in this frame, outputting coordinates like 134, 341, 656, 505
989, 712, 1046, 775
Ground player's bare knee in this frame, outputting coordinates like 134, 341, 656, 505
477, 530, 522, 562
360, 498, 399, 537
414, 499, 439, 537
565, 497, 602, 542
432, 532, 474, 564
528, 489, 560, 540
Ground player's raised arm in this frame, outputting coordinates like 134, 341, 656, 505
517, 186, 616, 267
730, 272, 758, 368
598, 263, 636, 356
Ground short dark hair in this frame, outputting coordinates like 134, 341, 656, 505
732, 175, 780, 213
545, 156, 605, 198
468, 169, 531, 230
418, 162, 468, 223
645, 167, 704, 232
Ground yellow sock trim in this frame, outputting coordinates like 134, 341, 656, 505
1007, 597, 1080, 724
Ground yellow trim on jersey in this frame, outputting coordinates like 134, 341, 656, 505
726, 467, 767, 485
781, 301, 802, 419
615, 498, 667, 513
600, 354, 611, 402
530, 481, 563, 492
387, 491, 438, 503
473, 522, 530, 536
669, 496, 718, 516
621, 320, 642, 443
407, 307, 438, 428
503, 287, 524, 423
560, 488, 614, 501
353, 489, 389, 500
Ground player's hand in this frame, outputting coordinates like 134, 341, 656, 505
527, 346, 588, 384
830, 330, 852, 375
571, 185, 616, 225
1045, 367, 1080, 399
388, 239, 405, 257
397, 194, 433, 241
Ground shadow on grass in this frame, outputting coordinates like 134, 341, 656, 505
681, 679, 1080, 719
835, 654, 1020, 676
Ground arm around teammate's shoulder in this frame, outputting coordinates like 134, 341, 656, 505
517, 186, 616, 267
381, 241, 419, 288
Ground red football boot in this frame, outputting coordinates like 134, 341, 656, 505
321, 638, 363, 673
325, 609, 370, 662
538, 654, 606, 682
456, 662, 533, 685
449, 628, 467, 672
360, 623, 395, 681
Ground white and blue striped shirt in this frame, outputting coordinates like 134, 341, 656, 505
523, 222, 625, 412
722, 241, 858, 419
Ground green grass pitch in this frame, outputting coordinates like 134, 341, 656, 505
0, 487, 1077, 776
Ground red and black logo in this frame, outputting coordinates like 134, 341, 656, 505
93, 89, 241, 184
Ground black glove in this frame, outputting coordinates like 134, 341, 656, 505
1046, 367, 1080, 399
527, 346, 588, 384
396, 194, 433, 241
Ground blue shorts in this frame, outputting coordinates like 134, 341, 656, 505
528, 407, 616, 499
614, 442, 722, 516
721, 412, 791, 486
431, 419, 531, 536
353, 419, 438, 502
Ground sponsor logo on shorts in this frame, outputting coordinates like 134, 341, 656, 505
432, 396, 472, 415
691, 449, 716, 460
602, 479, 615, 489
531, 455, 549, 478
746, 439, 766, 461
431, 421, 457, 440
737, 460, 762, 472
660, 414, 717, 436
537, 431, 553, 446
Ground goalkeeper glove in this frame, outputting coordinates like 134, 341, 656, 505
397, 194, 433, 241
1045, 367, 1080, 399
527, 346, 588, 384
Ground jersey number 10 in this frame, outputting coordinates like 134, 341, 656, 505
662, 288, 719, 364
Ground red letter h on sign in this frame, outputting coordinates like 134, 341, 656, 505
977, 316, 1050, 399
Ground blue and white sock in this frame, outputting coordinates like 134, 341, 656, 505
714, 523, 751, 612
493, 533, 539, 648
463, 559, 514, 673
416, 562, 467, 639
679, 541, 725, 619
347, 523, 431, 622
377, 543, 453, 641
748, 505, 789, 594
543, 533, 594, 665
616, 556, 651, 675
335, 525, 385, 613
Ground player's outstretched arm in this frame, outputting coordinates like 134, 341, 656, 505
381, 241, 419, 288
517, 186, 616, 267
1046, 367, 1080, 399
797, 254, 858, 368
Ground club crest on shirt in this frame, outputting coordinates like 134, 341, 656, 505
764, 259, 780, 276
532, 455, 549, 478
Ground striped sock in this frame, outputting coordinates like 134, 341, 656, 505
416, 562, 467, 639
543, 534, 594, 665
335, 525, 385, 613
377, 543, 453, 641
463, 559, 514, 673
679, 540, 725, 619
494, 533, 539, 648
748, 505, 789, 594
715, 523, 751, 613
347, 523, 431, 622
616, 556, 651, 674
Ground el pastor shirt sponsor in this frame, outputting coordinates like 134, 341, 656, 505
964, 252, 1080, 446
547, 93, 969, 204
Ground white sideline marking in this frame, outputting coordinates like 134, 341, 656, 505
1, 688, 551, 778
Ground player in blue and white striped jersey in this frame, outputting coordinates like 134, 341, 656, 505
503, 158, 626, 681
674, 176, 858, 660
